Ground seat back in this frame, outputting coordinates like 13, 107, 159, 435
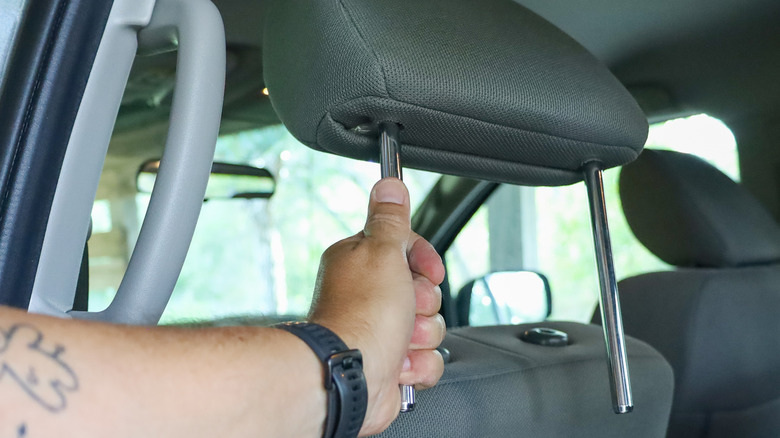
598, 149, 780, 437
378, 322, 672, 438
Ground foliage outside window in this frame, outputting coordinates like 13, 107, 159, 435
89, 126, 439, 323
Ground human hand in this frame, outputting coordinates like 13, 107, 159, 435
309, 178, 446, 436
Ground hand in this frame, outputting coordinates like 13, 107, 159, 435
309, 178, 446, 436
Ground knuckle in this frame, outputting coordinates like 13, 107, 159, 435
367, 241, 406, 266
434, 314, 446, 344
416, 350, 445, 389
365, 212, 408, 234
414, 278, 439, 314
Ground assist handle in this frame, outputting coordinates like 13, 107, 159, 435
29, 0, 225, 325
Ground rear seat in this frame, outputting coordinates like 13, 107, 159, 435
596, 149, 780, 437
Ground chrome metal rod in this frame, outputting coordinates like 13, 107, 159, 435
379, 122, 414, 413
400, 384, 415, 412
380, 123, 403, 180
583, 161, 633, 414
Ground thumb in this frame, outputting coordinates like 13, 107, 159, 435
363, 178, 411, 246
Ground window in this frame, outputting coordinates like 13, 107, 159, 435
0, 0, 28, 90
89, 125, 439, 323
446, 114, 739, 323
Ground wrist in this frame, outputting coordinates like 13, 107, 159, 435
274, 322, 368, 438
271, 327, 329, 437
310, 318, 403, 436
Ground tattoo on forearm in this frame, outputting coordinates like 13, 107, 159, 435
0, 324, 78, 412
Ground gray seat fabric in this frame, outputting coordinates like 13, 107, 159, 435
594, 149, 780, 438
263, 0, 647, 186
262, 1, 672, 435
378, 322, 673, 438
619, 149, 780, 268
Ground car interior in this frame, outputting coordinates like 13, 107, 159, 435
0, 0, 778, 436
594, 149, 780, 437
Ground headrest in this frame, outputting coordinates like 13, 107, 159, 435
620, 149, 780, 268
263, 0, 648, 186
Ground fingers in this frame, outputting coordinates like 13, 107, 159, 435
399, 349, 445, 390
403, 311, 445, 389
414, 273, 442, 317
363, 178, 411, 247
407, 234, 445, 286
409, 314, 446, 350
407, 237, 446, 391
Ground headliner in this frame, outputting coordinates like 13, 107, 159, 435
110, 0, 780, 157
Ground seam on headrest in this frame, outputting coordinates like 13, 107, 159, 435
315, 110, 605, 184
665, 156, 733, 267
337, 0, 390, 98
325, 95, 643, 157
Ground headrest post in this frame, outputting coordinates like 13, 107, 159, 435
380, 122, 403, 180
582, 161, 634, 414
379, 122, 415, 413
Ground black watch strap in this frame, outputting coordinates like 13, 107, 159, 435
275, 322, 368, 438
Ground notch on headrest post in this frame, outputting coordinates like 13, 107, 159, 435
582, 161, 634, 414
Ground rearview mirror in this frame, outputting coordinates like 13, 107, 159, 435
137, 160, 275, 200
456, 271, 551, 327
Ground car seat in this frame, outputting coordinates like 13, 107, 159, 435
264, 0, 675, 435
377, 322, 673, 437
595, 149, 780, 437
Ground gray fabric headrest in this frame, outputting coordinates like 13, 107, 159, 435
263, 0, 648, 186
620, 149, 780, 267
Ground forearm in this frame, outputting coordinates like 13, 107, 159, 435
0, 306, 325, 438
0, 179, 446, 438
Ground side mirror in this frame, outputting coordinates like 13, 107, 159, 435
137, 159, 276, 200
456, 271, 551, 327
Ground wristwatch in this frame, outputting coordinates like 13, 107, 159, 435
275, 322, 368, 438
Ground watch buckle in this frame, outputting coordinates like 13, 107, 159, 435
325, 349, 363, 390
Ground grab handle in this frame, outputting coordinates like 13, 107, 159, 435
29, 0, 225, 325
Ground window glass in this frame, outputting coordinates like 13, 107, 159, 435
446, 114, 739, 323
0, 0, 28, 90
446, 208, 489, 298
645, 114, 739, 181
89, 125, 439, 323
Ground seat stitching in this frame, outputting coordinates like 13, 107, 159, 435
329, 96, 643, 154
438, 353, 663, 386
447, 330, 662, 362
336, 0, 390, 98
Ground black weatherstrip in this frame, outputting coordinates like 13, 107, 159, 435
0, 0, 115, 309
